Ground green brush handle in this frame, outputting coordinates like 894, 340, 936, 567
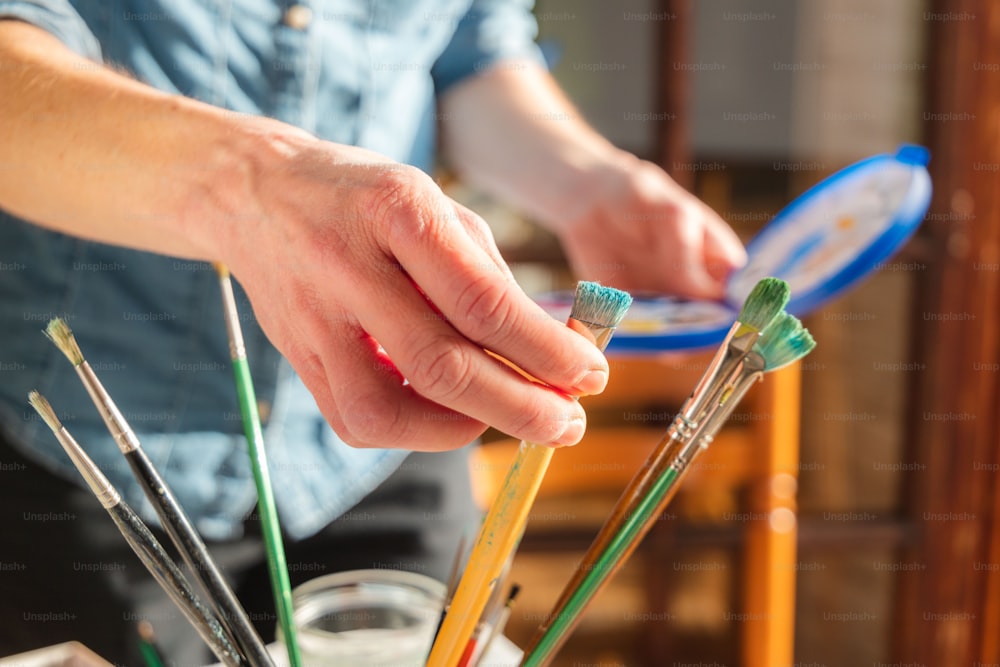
138, 642, 164, 667
231, 357, 302, 667
522, 465, 683, 667
138, 632, 166, 667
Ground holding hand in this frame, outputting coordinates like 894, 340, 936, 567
0, 25, 606, 452
439, 62, 746, 302
552, 154, 747, 299
214, 127, 608, 451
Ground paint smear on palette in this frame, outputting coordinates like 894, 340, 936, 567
536, 291, 734, 337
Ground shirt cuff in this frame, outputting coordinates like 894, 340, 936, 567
0, 0, 102, 61
432, 0, 547, 93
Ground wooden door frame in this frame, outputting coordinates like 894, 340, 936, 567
894, 0, 1000, 663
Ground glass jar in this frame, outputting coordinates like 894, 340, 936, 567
278, 569, 445, 667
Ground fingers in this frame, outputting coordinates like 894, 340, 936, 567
699, 205, 748, 282
582, 161, 729, 299
264, 278, 496, 451
451, 201, 517, 283
310, 320, 490, 451
373, 176, 608, 399
666, 204, 747, 295
344, 264, 590, 447
252, 281, 496, 451
238, 153, 607, 451
656, 210, 727, 300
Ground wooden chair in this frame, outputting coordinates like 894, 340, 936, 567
470, 351, 802, 666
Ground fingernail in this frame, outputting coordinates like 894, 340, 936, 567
553, 415, 586, 447
573, 368, 608, 396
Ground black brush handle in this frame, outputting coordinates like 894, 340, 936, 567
107, 500, 246, 667
125, 449, 276, 667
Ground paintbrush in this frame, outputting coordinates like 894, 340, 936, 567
28, 392, 246, 667
44, 319, 275, 667
456, 565, 511, 667
521, 312, 816, 667
213, 263, 301, 667
425, 281, 633, 667
668, 277, 790, 440
137, 621, 167, 667
426, 532, 469, 662
683, 312, 817, 456
520, 277, 788, 660
472, 583, 520, 667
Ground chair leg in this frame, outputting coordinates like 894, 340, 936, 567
742, 364, 802, 667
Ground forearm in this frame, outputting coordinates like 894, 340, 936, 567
440, 59, 746, 297
438, 61, 632, 232
0, 21, 613, 450
0, 20, 286, 261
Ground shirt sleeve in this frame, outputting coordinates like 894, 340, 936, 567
0, 0, 102, 61
431, 0, 547, 93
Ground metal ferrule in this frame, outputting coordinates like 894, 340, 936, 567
77, 362, 141, 454
671, 352, 766, 476
670, 439, 709, 475
57, 427, 121, 509
587, 324, 617, 353
656, 341, 760, 475
689, 363, 764, 448
217, 272, 247, 361
566, 320, 618, 354
667, 411, 698, 446
677, 322, 762, 429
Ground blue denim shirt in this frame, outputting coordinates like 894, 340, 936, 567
0, 0, 543, 539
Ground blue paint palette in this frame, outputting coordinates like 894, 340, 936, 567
537, 144, 933, 354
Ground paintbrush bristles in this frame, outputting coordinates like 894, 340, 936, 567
754, 312, 816, 371
44, 318, 84, 366
28, 390, 61, 435
736, 277, 790, 334
29, 390, 122, 509
569, 281, 633, 329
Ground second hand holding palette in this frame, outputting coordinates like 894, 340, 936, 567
536, 144, 932, 353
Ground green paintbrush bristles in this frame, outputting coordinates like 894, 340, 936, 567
44, 318, 84, 366
569, 281, 633, 329
735, 277, 790, 335
754, 311, 816, 371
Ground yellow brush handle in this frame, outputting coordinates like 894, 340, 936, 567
426, 441, 554, 667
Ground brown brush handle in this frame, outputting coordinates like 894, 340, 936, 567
523, 425, 687, 653
523, 368, 762, 665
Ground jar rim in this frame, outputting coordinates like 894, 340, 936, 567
292, 568, 446, 604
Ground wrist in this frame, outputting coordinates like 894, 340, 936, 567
174, 109, 312, 267
538, 143, 638, 234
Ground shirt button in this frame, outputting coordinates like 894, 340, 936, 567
284, 4, 313, 30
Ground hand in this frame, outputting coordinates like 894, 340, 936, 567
436, 63, 745, 299
554, 154, 747, 299
218, 125, 609, 451
0, 25, 606, 452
